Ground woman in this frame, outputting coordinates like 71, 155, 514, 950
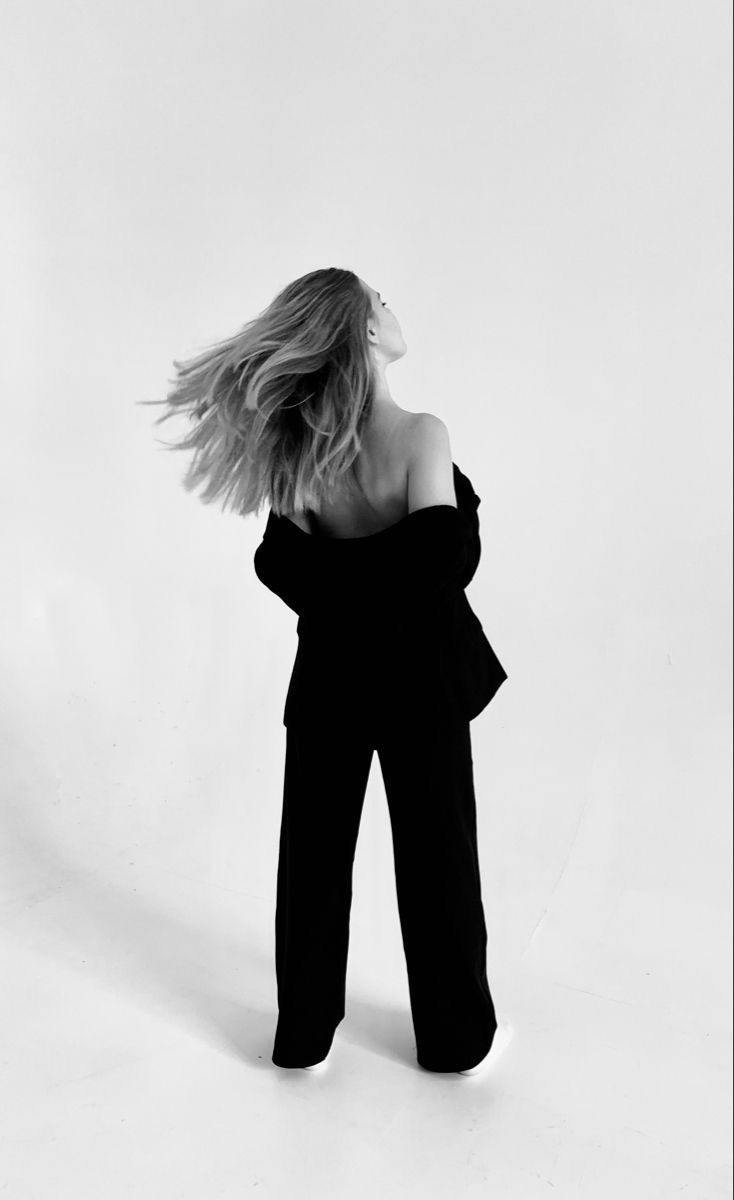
143, 267, 510, 1074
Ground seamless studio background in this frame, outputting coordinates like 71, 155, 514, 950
1, 1, 731, 1197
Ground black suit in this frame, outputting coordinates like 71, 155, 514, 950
254, 462, 508, 728
253, 463, 508, 1070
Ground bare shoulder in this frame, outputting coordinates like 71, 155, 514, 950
403, 411, 456, 511
393, 410, 450, 462
409, 411, 450, 447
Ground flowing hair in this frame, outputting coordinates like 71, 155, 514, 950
137, 267, 378, 518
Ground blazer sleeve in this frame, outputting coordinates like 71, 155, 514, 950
391, 469, 484, 606
253, 510, 312, 617
453, 470, 482, 590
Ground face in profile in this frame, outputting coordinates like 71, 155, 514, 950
361, 281, 407, 365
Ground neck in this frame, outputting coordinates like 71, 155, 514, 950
370, 360, 399, 413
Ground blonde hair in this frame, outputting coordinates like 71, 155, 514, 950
138, 267, 377, 517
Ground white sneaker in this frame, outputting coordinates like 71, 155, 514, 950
302, 1057, 329, 1072
458, 1020, 514, 1076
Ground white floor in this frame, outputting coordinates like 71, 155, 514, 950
2, 837, 731, 1200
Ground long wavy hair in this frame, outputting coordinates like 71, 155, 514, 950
138, 267, 378, 517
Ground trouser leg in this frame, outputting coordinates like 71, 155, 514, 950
376, 717, 498, 1072
272, 721, 374, 1068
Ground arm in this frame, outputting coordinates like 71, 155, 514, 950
410, 420, 482, 590
406, 413, 458, 512
392, 414, 473, 608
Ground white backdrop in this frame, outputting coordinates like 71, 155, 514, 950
1, 1, 732, 1196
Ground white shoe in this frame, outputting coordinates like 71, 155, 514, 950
458, 1020, 514, 1076
302, 1057, 329, 1072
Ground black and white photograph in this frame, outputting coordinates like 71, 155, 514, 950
1, 1, 732, 1196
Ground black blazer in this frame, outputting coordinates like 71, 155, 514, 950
253, 462, 508, 728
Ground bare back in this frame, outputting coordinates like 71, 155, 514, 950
286, 409, 420, 539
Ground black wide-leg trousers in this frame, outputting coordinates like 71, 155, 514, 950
271, 715, 498, 1072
